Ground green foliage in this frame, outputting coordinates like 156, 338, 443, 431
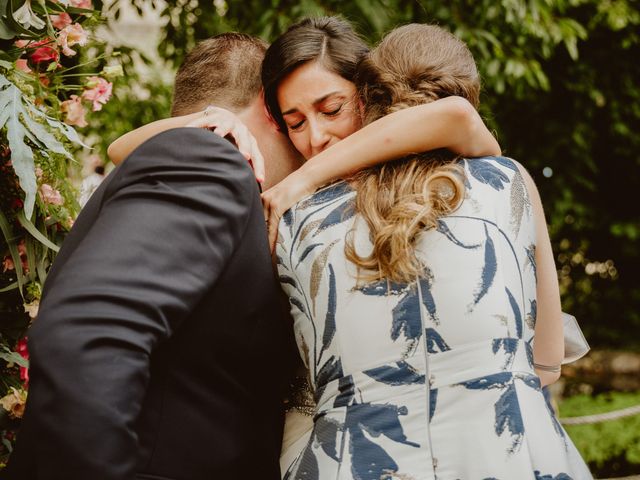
560, 391, 640, 475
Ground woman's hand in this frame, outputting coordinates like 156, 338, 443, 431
261, 170, 317, 251
186, 106, 265, 183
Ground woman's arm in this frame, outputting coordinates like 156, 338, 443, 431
262, 96, 500, 246
107, 107, 265, 182
519, 165, 564, 387
107, 112, 202, 165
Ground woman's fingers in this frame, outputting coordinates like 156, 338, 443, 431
250, 136, 265, 184
186, 106, 265, 183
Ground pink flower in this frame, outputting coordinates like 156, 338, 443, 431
70, 0, 92, 8
15, 58, 31, 73
60, 94, 88, 127
57, 23, 88, 57
14, 39, 29, 48
82, 76, 112, 111
2, 257, 14, 272
51, 12, 72, 29
26, 39, 59, 71
39, 183, 64, 205
16, 338, 30, 385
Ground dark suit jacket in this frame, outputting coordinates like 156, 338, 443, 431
2, 128, 292, 480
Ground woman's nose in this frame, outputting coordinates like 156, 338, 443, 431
308, 120, 331, 154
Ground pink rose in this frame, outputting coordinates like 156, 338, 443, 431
70, 0, 92, 8
82, 76, 112, 111
39, 183, 64, 205
57, 23, 88, 57
51, 12, 72, 29
60, 94, 88, 127
26, 39, 59, 71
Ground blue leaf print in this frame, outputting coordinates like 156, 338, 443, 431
391, 288, 423, 342
298, 181, 352, 209
356, 279, 409, 296
471, 224, 497, 309
494, 381, 525, 453
425, 328, 451, 353
363, 361, 425, 386
419, 274, 438, 324
535, 471, 573, 480
430, 388, 438, 421
282, 209, 294, 227
506, 287, 523, 339
348, 428, 399, 480
526, 299, 537, 330
526, 244, 537, 282
525, 338, 534, 367
347, 403, 419, 448
492, 337, 519, 369
494, 156, 518, 172
314, 199, 355, 234
436, 219, 481, 249
468, 159, 510, 191
287, 433, 319, 479
460, 371, 513, 391
318, 265, 337, 359
280, 274, 298, 290
289, 296, 307, 315
334, 375, 356, 408
542, 386, 566, 440
276, 254, 288, 271
315, 415, 342, 462
298, 243, 323, 265
315, 355, 343, 402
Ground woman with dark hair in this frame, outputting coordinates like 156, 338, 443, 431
273, 22, 592, 479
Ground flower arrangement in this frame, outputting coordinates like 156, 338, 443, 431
0, 0, 119, 466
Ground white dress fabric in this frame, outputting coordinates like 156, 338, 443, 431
277, 157, 592, 480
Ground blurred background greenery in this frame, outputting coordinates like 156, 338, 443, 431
47, 0, 640, 476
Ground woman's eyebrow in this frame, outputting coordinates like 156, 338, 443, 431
282, 91, 344, 116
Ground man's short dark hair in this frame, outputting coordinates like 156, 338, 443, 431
172, 33, 268, 116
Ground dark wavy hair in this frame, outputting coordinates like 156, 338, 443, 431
261, 16, 369, 132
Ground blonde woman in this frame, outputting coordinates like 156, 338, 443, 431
273, 23, 592, 479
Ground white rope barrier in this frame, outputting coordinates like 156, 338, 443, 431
560, 404, 640, 425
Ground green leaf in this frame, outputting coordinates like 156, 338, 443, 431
0, 281, 19, 293
17, 211, 60, 252
0, 346, 28, 368
0, 209, 24, 297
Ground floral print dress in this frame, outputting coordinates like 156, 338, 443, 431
276, 157, 592, 480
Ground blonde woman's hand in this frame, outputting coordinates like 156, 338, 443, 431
261, 170, 317, 251
186, 106, 265, 183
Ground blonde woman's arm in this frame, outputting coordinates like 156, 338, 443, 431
519, 165, 564, 387
262, 96, 500, 246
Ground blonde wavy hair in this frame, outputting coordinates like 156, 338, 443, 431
346, 24, 481, 283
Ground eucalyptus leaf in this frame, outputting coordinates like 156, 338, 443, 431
17, 211, 60, 252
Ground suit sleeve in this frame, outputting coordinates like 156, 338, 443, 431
24, 128, 257, 479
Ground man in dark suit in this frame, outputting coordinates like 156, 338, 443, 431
2, 33, 301, 480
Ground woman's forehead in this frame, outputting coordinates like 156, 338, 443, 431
277, 61, 356, 112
